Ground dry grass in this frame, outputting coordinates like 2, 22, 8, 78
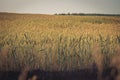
111, 45, 120, 70
0, 13, 120, 72
18, 66, 30, 80
92, 43, 104, 80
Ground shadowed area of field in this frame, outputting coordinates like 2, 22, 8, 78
0, 68, 97, 80
0, 71, 20, 80
0, 66, 119, 80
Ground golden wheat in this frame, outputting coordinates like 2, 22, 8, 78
0, 13, 120, 71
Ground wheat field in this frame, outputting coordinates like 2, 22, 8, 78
0, 13, 120, 72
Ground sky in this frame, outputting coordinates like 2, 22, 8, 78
0, 0, 120, 14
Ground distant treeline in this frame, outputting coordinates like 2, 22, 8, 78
55, 13, 120, 16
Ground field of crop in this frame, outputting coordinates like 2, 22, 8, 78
0, 13, 120, 72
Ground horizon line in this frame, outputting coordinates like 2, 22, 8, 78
0, 11, 120, 16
